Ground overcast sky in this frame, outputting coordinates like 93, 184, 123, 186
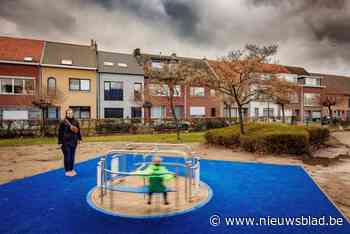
1, 0, 350, 75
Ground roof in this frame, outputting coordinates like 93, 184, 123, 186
42, 41, 97, 68
312, 73, 350, 95
259, 63, 289, 74
97, 51, 144, 75
0, 36, 44, 63
208, 60, 289, 74
283, 66, 310, 76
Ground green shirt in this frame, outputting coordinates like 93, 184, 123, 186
138, 164, 174, 192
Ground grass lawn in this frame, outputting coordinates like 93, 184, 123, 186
0, 132, 205, 147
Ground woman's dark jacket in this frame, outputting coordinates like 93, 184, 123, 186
58, 118, 82, 147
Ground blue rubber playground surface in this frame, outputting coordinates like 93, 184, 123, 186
0, 156, 349, 234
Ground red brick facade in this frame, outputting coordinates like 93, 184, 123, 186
143, 78, 221, 121
0, 63, 39, 107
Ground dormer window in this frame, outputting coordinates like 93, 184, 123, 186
24, 57, 33, 62
61, 59, 73, 65
103, 61, 114, 66
151, 61, 163, 69
117, 63, 128, 68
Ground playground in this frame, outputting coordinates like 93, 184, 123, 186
0, 143, 349, 233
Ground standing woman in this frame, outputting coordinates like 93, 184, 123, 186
58, 108, 82, 177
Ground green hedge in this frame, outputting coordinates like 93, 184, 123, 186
306, 126, 330, 145
205, 123, 329, 155
204, 125, 240, 147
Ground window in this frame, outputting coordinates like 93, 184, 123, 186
47, 77, 56, 96
174, 106, 183, 118
263, 108, 274, 117
1, 79, 13, 93
173, 85, 181, 97
104, 108, 124, 118
0, 78, 35, 95
14, 79, 23, 94
211, 108, 216, 117
61, 59, 73, 65
70, 106, 91, 119
104, 81, 123, 101
69, 79, 90, 91
304, 93, 320, 106
3, 110, 28, 120
305, 77, 321, 87
117, 63, 128, 68
149, 83, 169, 96
103, 61, 114, 66
131, 107, 142, 118
190, 87, 205, 96
312, 111, 321, 119
24, 57, 33, 61
254, 108, 259, 117
47, 107, 59, 120
151, 106, 166, 119
134, 82, 142, 101
24, 80, 35, 95
151, 61, 163, 69
190, 106, 205, 117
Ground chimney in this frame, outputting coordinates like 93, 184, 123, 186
90, 39, 97, 50
133, 48, 141, 57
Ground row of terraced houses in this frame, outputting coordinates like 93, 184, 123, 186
1, 36, 350, 122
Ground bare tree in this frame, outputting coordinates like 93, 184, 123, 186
32, 80, 65, 136
321, 95, 337, 121
202, 44, 279, 134
262, 76, 298, 123
144, 55, 202, 140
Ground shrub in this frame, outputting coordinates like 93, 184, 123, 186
204, 125, 240, 146
191, 118, 228, 131
205, 123, 313, 155
306, 126, 330, 145
240, 130, 309, 155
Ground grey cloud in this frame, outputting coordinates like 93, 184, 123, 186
0, 0, 77, 34
1, 0, 350, 76
248, 0, 350, 44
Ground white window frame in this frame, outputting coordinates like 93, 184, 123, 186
0, 76, 35, 95
151, 106, 166, 119
190, 87, 205, 97
150, 83, 169, 96
103, 61, 114, 66
3, 110, 29, 120
151, 61, 163, 69
304, 93, 320, 106
61, 59, 73, 65
190, 106, 206, 117
173, 85, 181, 97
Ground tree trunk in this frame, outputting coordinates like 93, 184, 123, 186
238, 105, 245, 134
169, 87, 180, 141
41, 107, 48, 137
328, 105, 333, 120
281, 104, 286, 123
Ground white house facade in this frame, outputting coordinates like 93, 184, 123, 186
97, 51, 144, 119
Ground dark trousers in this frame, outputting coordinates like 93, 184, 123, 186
148, 192, 168, 203
61, 145, 76, 172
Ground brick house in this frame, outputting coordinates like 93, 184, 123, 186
41, 40, 98, 120
0, 36, 44, 120
283, 66, 325, 122
134, 49, 221, 121
313, 73, 350, 120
